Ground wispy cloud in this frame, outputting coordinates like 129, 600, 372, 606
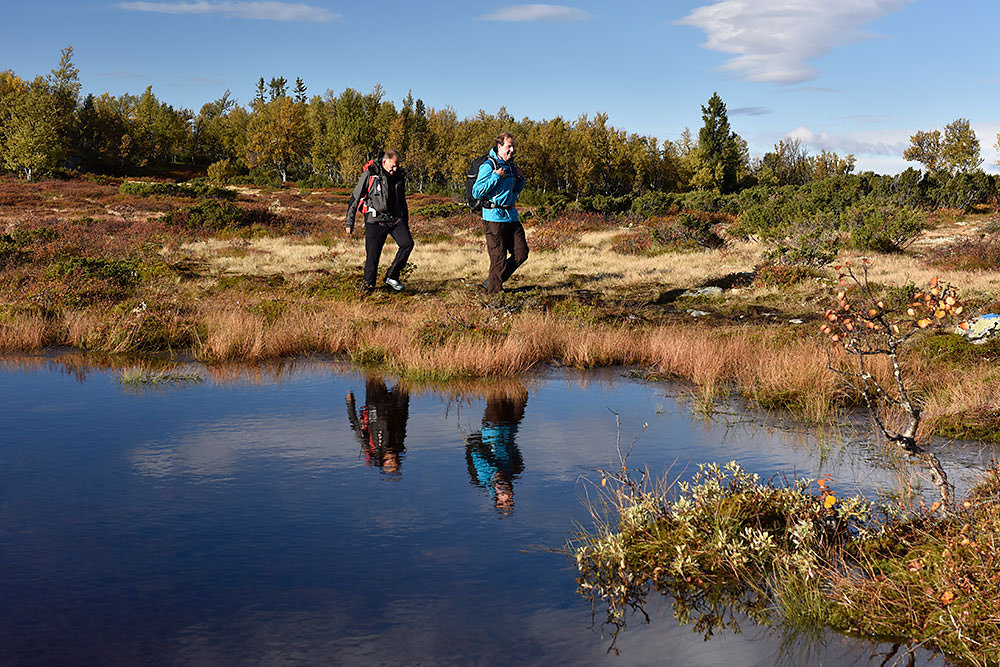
478, 4, 591, 22
785, 125, 907, 156
677, 0, 913, 85
119, 1, 339, 22
730, 106, 770, 116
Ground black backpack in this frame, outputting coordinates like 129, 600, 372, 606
465, 154, 498, 211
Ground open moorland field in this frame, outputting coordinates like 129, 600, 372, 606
1, 174, 999, 441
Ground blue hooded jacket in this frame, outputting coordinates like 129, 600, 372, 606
471, 148, 525, 223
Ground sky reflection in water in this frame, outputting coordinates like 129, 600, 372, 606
0, 357, 979, 665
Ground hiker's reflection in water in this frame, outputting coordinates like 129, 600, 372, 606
346, 376, 409, 475
466, 388, 527, 515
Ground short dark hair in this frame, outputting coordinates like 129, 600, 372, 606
383, 149, 401, 162
494, 132, 515, 149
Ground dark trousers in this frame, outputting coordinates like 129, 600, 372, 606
364, 221, 414, 287
483, 220, 529, 294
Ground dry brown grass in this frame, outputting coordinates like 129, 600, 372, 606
0, 313, 51, 351
178, 228, 763, 292
3, 175, 998, 438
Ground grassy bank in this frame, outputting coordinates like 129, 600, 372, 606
1, 175, 999, 440
573, 461, 1000, 665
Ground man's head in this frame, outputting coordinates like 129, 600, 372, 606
381, 149, 401, 175
495, 132, 515, 161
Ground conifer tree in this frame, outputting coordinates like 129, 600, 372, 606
692, 92, 743, 194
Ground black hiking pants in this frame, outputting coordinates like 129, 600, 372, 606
483, 220, 528, 294
364, 220, 414, 287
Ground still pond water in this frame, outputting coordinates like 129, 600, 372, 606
1, 355, 991, 666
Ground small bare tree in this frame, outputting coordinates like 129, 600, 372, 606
822, 260, 966, 506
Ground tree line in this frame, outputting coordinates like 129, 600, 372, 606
0, 47, 993, 207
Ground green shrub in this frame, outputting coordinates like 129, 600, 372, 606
298, 172, 335, 189
161, 200, 275, 230
119, 180, 235, 200
206, 159, 241, 185
47, 256, 140, 288
847, 204, 924, 253
411, 202, 467, 219
0, 236, 31, 268
0, 226, 58, 268
760, 214, 841, 267
12, 226, 58, 245
573, 194, 633, 215
630, 191, 679, 218
229, 167, 282, 188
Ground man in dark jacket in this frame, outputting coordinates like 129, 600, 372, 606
345, 149, 412, 291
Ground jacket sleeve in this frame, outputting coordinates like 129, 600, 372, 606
472, 160, 500, 200
514, 170, 526, 198
345, 172, 369, 227
400, 175, 409, 225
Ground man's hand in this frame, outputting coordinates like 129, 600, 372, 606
493, 166, 507, 177
513, 165, 524, 180
345, 224, 354, 235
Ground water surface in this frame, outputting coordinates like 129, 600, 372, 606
0, 356, 982, 665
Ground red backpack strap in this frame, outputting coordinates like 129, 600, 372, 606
360, 174, 378, 214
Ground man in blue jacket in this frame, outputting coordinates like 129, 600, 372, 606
471, 132, 527, 294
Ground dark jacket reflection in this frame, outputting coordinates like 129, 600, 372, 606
347, 377, 409, 474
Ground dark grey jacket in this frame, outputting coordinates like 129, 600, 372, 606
345, 162, 408, 229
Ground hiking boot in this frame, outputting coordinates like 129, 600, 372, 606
384, 277, 404, 292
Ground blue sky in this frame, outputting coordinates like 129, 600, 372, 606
3, 1, 998, 174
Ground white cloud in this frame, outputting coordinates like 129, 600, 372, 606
677, 0, 913, 84
780, 121, 1000, 174
785, 125, 908, 157
118, 1, 339, 22
478, 4, 591, 22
